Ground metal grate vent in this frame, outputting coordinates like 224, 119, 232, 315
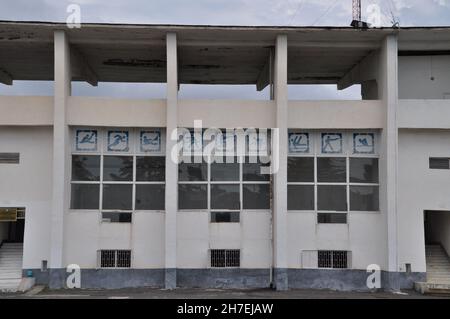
0, 153, 20, 164
429, 158, 450, 170
100, 250, 131, 268
318, 251, 348, 269
210, 249, 240, 268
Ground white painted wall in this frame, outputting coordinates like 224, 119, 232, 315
0, 126, 53, 269
398, 129, 450, 272
399, 56, 450, 99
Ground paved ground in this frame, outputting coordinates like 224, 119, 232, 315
1, 287, 449, 299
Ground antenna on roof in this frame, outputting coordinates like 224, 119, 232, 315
351, 0, 369, 28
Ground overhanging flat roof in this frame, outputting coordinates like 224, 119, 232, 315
1, 21, 450, 86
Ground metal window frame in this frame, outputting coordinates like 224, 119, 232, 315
287, 131, 381, 217
178, 152, 272, 215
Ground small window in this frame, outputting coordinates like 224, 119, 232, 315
288, 157, 314, 182
70, 184, 100, 209
318, 251, 348, 269
288, 185, 314, 210
135, 184, 165, 210
136, 156, 165, 181
211, 211, 240, 223
243, 184, 270, 210
0, 153, 20, 164
72, 155, 100, 181
178, 184, 208, 209
179, 158, 207, 181
210, 249, 240, 268
429, 158, 450, 170
317, 157, 346, 183
350, 158, 378, 183
211, 158, 239, 181
210, 184, 240, 210
317, 185, 347, 211
350, 186, 379, 211
101, 212, 132, 223
317, 213, 347, 224
100, 250, 131, 268
243, 156, 271, 181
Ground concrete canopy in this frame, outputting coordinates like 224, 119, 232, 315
1, 21, 450, 86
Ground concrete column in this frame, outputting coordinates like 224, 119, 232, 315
379, 34, 399, 290
273, 34, 289, 290
165, 32, 178, 289
49, 30, 71, 288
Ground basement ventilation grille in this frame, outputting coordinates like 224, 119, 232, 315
0, 153, 20, 164
98, 250, 131, 268
210, 249, 240, 268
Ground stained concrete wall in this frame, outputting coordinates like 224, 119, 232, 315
0, 126, 53, 269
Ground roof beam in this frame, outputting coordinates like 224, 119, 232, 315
70, 45, 98, 86
256, 48, 274, 91
337, 50, 378, 90
0, 68, 12, 85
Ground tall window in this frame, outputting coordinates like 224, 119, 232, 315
287, 131, 379, 223
70, 128, 166, 222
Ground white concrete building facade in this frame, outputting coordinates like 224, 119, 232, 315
1, 22, 450, 291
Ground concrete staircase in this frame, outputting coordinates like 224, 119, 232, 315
0, 243, 24, 292
415, 245, 450, 294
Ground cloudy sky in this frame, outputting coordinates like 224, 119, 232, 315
0, 0, 449, 99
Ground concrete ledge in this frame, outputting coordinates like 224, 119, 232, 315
415, 282, 450, 295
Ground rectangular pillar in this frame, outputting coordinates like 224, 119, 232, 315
379, 34, 399, 290
273, 34, 289, 290
165, 32, 178, 289
49, 30, 71, 288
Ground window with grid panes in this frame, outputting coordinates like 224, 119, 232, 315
70, 128, 166, 222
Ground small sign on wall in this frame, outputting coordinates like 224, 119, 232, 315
107, 131, 129, 152
75, 130, 97, 151
288, 133, 309, 153
0, 208, 17, 222
353, 133, 375, 154
321, 133, 343, 154
140, 130, 161, 152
